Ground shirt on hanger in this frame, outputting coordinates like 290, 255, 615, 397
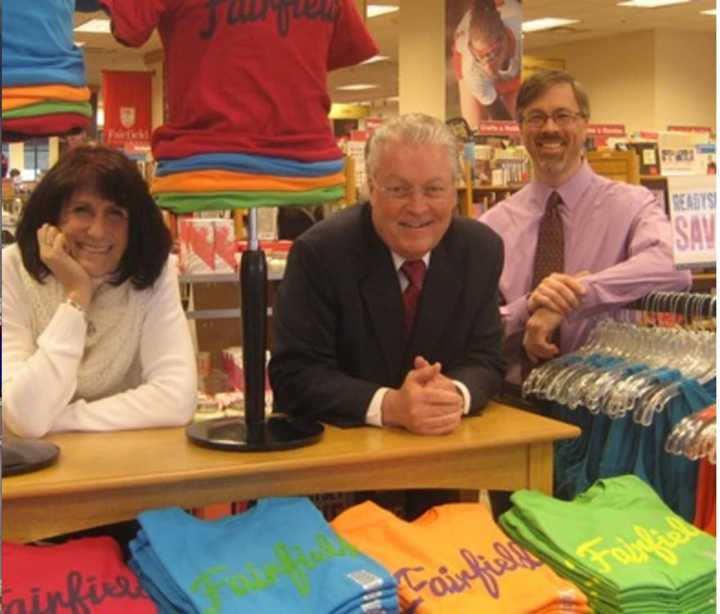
99, 0, 378, 162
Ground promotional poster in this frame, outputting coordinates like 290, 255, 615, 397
447, 0, 523, 128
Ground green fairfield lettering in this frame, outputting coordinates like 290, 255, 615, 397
191, 534, 360, 614
575, 516, 703, 573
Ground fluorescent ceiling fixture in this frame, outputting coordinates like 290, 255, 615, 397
700, 8, 716, 15
74, 18, 111, 33
360, 54, 390, 65
336, 84, 379, 91
522, 18, 580, 33
617, 0, 689, 7
367, 5, 398, 18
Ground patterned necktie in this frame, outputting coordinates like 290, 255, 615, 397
531, 191, 565, 289
400, 259, 426, 339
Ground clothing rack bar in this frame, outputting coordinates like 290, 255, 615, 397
624, 291, 716, 317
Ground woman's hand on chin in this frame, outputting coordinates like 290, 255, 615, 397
38, 224, 93, 309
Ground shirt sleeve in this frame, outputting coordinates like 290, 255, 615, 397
2, 254, 88, 438
500, 295, 531, 337
468, 61, 498, 106
99, 0, 167, 47
51, 262, 198, 433
571, 191, 692, 320
327, 0, 378, 71
365, 387, 387, 427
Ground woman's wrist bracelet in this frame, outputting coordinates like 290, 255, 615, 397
64, 297, 87, 315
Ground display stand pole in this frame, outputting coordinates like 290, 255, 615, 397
186, 208, 324, 451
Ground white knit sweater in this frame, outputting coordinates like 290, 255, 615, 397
2, 244, 197, 437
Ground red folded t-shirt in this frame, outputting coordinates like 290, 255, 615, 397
3, 537, 157, 613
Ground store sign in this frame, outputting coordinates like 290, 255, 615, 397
668, 125, 713, 135
586, 124, 626, 137
668, 176, 716, 268
586, 124, 626, 147
102, 70, 152, 150
476, 121, 520, 135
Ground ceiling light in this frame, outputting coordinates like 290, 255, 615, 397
367, 5, 398, 18
74, 18, 111, 33
522, 18, 580, 33
617, 0, 690, 7
336, 84, 380, 91
700, 9, 716, 15
74, 41, 86, 48
360, 55, 390, 65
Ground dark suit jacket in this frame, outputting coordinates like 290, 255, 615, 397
269, 202, 506, 427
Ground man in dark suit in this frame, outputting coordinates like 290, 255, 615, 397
270, 113, 505, 435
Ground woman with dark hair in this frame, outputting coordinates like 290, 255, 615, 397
3, 145, 197, 438
453, 0, 522, 125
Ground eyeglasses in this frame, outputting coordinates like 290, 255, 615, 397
377, 183, 451, 202
468, 38, 503, 64
521, 110, 586, 129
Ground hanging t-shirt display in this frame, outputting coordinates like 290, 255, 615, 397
2, 1, 86, 87
500, 474, 717, 613
129, 497, 399, 614
3, 537, 157, 614
2, 1, 92, 139
99, 0, 378, 163
332, 501, 590, 613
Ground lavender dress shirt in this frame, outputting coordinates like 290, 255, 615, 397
480, 163, 691, 383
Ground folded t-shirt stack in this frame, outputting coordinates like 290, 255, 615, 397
3, 537, 157, 613
2, 1, 92, 141
151, 152, 347, 214
129, 497, 399, 613
500, 474, 717, 614
332, 500, 590, 613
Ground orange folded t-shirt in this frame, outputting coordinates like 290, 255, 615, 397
332, 501, 590, 614
2, 84, 91, 111
151, 169, 345, 194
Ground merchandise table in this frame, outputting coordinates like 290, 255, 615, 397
3, 402, 579, 543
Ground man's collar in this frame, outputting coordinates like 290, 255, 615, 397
392, 251, 431, 271
529, 162, 593, 209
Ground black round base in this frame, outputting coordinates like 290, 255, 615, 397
3, 439, 60, 476
186, 414, 324, 452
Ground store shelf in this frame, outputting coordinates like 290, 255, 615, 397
179, 266, 285, 284
185, 307, 274, 320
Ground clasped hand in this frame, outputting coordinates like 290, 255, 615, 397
37, 224, 92, 309
524, 272, 587, 363
382, 356, 465, 436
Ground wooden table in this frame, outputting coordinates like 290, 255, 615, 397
3, 402, 579, 543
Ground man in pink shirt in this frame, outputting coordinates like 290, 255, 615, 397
481, 69, 690, 388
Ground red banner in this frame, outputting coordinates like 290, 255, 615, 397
102, 70, 152, 151
476, 121, 520, 136
668, 125, 713, 135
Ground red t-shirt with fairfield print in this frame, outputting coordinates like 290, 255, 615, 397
3, 537, 157, 613
99, 0, 378, 162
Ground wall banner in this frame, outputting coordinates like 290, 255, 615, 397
446, 0, 523, 129
102, 70, 152, 152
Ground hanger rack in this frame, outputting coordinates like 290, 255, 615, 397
623, 291, 716, 321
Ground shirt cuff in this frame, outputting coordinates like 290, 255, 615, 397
365, 387, 388, 427
453, 380, 471, 415
500, 295, 531, 337
37, 302, 87, 357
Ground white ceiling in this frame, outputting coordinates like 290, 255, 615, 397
75, 0, 717, 106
